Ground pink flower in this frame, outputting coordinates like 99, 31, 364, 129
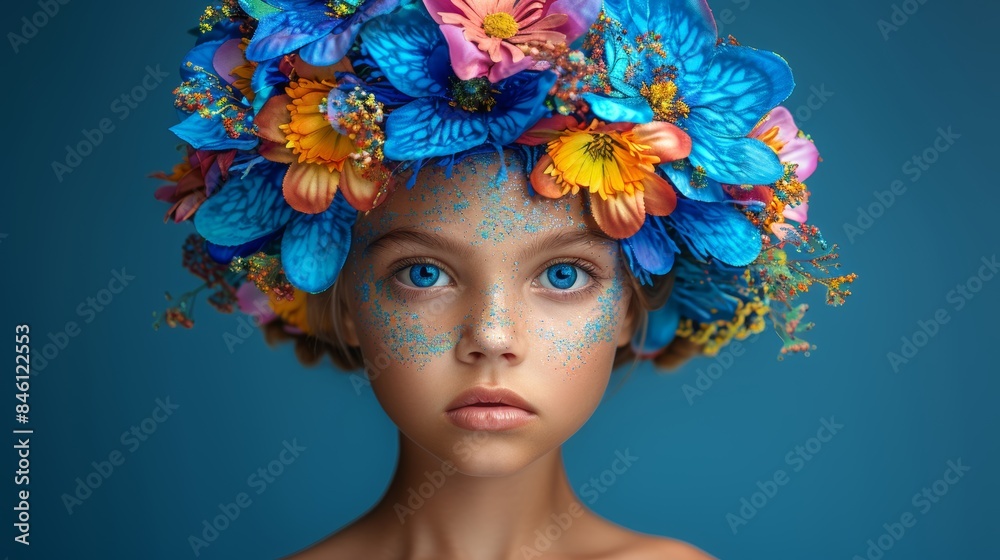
750, 106, 820, 182
742, 106, 820, 235
424, 0, 600, 82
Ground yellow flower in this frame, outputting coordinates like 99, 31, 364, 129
529, 119, 691, 238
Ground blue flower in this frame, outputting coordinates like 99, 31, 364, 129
194, 161, 357, 293
626, 197, 764, 356
359, 3, 556, 160
588, 0, 795, 188
170, 31, 258, 151
240, 0, 400, 65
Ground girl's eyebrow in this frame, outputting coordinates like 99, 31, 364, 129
364, 226, 616, 260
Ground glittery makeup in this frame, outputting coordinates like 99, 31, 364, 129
344, 150, 630, 378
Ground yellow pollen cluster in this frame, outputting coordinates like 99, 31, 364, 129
676, 298, 770, 356
483, 12, 520, 39
325, 0, 359, 18
640, 81, 690, 123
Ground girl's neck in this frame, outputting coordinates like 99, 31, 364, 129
364, 430, 587, 560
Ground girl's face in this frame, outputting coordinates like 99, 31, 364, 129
341, 153, 635, 476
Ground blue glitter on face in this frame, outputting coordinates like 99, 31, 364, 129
345, 151, 632, 376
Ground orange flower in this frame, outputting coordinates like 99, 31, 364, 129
529, 119, 691, 238
255, 78, 384, 213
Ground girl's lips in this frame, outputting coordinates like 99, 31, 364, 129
445, 405, 536, 431
445, 386, 536, 413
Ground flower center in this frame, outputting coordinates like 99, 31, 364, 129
325, 0, 361, 18
584, 133, 617, 161
640, 81, 690, 123
449, 77, 498, 112
482, 12, 520, 39
757, 125, 787, 154
279, 79, 355, 171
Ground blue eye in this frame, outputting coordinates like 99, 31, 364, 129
396, 263, 451, 288
539, 263, 590, 290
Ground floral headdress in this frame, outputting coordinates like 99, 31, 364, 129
152, 0, 856, 360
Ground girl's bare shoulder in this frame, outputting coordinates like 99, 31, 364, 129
280, 512, 715, 560
279, 514, 391, 560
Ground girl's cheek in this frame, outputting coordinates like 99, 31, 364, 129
352, 274, 463, 372
535, 272, 627, 375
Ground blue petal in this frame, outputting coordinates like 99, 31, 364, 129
602, 0, 717, 95
668, 198, 762, 266
250, 57, 287, 114
385, 97, 488, 160
624, 216, 679, 276
631, 299, 680, 356
489, 71, 557, 145
660, 162, 728, 202
359, 4, 449, 98
686, 112, 784, 184
195, 163, 296, 246
180, 39, 226, 80
170, 112, 258, 151
687, 45, 795, 136
205, 230, 281, 263
245, 10, 334, 62
298, 21, 360, 65
582, 93, 654, 124
281, 194, 356, 293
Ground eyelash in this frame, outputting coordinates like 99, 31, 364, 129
386, 257, 605, 302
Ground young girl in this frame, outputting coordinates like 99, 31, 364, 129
276, 150, 714, 559
154, 0, 854, 557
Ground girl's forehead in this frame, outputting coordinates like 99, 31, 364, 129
354, 155, 596, 247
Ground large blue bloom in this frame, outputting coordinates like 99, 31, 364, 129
240, 0, 400, 65
623, 196, 761, 284
359, 3, 556, 161
194, 161, 357, 293
588, 0, 795, 190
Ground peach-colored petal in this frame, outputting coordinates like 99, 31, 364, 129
339, 163, 381, 211
282, 162, 339, 214
255, 95, 291, 143
529, 155, 564, 198
771, 222, 799, 242
630, 122, 692, 163
516, 115, 578, 145
590, 192, 645, 239
639, 173, 677, 216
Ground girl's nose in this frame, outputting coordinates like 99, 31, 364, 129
455, 282, 526, 367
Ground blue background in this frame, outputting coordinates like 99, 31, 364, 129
3, 0, 998, 558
